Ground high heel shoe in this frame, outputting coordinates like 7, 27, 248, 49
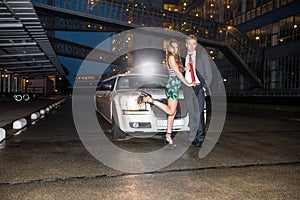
164, 132, 176, 148
137, 91, 153, 104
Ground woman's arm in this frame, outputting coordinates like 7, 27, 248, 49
169, 55, 195, 87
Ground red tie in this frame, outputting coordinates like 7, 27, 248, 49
189, 54, 196, 83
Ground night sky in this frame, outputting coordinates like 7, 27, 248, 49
55, 31, 113, 85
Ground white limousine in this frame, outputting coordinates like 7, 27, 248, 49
95, 73, 189, 140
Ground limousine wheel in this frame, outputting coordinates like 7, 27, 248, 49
111, 106, 126, 140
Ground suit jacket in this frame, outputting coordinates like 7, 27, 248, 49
182, 49, 212, 95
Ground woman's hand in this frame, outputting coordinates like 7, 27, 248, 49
185, 65, 190, 71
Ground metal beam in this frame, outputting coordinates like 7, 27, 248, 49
183, 0, 205, 14
0, 52, 45, 57
0, 42, 37, 47
13, 69, 56, 73
7, 65, 53, 70
0, 60, 50, 65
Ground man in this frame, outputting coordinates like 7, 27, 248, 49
182, 34, 212, 148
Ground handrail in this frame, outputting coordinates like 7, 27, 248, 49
32, 0, 262, 85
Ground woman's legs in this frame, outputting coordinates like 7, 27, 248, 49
144, 96, 178, 116
167, 99, 177, 133
142, 95, 178, 146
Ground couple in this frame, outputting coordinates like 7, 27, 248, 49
139, 34, 212, 148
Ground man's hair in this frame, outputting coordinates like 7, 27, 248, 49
185, 34, 197, 43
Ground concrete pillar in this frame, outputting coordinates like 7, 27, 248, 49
20, 77, 25, 93
44, 77, 48, 95
239, 74, 245, 90
0, 71, 2, 93
218, 0, 224, 23
7, 74, 11, 93
3, 74, 7, 93
270, 60, 277, 89
242, 0, 247, 23
271, 23, 279, 47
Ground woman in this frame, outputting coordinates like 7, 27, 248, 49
138, 39, 195, 147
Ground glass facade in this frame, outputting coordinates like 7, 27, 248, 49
168, 0, 300, 94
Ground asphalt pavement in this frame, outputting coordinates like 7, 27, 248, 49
0, 96, 299, 199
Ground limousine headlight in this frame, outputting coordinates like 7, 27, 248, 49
126, 96, 146, 111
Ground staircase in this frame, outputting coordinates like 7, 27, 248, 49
32, 0, 262, 87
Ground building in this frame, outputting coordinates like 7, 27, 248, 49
162, 0, 299, 95
1, 0, 299, 97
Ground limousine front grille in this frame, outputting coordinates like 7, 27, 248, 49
150, 99, 188, 119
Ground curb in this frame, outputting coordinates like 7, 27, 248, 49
0, 98, 67, 143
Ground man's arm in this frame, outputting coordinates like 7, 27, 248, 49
202, 54, 212, 87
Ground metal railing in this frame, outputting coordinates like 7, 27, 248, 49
32, 0, 262, 81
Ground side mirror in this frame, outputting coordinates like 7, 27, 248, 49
102, 83, 112, 90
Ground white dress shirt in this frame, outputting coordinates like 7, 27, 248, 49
185, 51, 200, 84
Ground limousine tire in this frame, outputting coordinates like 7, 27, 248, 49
112, 105, 126, 140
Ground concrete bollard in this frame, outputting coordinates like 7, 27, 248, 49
13, 118, 27, 129
40, 109, 45, 115
0, 128, 6, 141
31, 112, 40, 120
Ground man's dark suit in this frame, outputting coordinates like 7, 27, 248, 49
182, 49, 212, 147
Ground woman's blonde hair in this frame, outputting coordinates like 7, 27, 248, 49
166, 39, 185, 72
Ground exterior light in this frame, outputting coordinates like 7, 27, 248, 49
255, 36, 260, 40
227, 26, 232, 30
87, 24, 91, 28
227, 5, 230, 9
209, 50, 213, 54
219, 30, 223, 33
212, 56, 215, 60
210, 15, 213, 18
195, 13, 199, 17
294, 24, 298, 29
183, 3, 187, 6
59, 77, 62, 80
210, 3, 214, 7
279, 38, 284, 42
128, 20, 132, 24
